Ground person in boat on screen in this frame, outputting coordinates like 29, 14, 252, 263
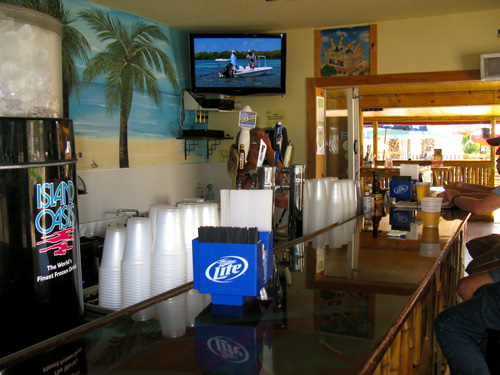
220, 63, 234, 78
246, 50, 255, 69
435, 135, 500, 375
230, 50, 238, 75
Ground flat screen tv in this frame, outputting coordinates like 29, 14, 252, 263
189, 33, 286, 96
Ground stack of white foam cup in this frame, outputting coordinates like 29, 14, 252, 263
345, 180, 357, 244
151, 207, 187, 296
98, 227, 126, 310
149, 203, 171, 244
121, 217, 154, 321
200, 202, 219, 226
308, 178, 327, 249
326, 180, 344, 249
178, 203, 202, 282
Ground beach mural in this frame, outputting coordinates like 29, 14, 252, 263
63, 0, 202, 170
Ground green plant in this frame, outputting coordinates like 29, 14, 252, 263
461, 134, 480, 154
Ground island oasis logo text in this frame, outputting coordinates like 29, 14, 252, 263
35, 181, 76, 256
205, 256, 248, 283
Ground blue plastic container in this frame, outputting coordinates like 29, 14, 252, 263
192, 231, 273, 306
389, 180, 413, 201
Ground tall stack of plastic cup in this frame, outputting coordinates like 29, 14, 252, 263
121, 217, 154, 321
155, 294, 187, 338
151, 207, 187, 296
98, 227, 126, 310
149, 203, 171, 244
346, 180, 357, 218
200, 202, 219, 226
326, 180, 344, 248
308, 178, 327, 249
339, 180, 352, 245
302, 179, 311, 236
178, 203, 201, 282
345, 180, 357, 243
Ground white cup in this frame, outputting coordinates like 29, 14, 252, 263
122, 217, 152, 263
155, 295, 187, 338
154, 207, 185, 254
200, 202, 219, 226
100, 227, 126, 269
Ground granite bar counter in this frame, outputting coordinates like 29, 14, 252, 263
0, 209, 469, 375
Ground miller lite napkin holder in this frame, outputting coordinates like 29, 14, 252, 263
192, 231, 273, 306
390, 176, 414, 201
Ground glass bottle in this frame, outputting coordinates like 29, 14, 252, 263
372, 171, 383, 209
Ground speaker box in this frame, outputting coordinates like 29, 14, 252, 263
480, 53, 500, 81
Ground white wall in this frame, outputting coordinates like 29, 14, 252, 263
78, 162, 231, 222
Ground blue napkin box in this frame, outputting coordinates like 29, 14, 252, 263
389, 180, 414, 201
192, 231, 273, 306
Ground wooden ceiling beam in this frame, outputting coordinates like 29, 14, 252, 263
359, 91, 500, 108
313, 69, 482, 88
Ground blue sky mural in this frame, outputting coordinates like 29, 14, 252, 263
65, 0, 190, 140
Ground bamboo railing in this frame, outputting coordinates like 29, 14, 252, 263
361, 160, 496, 189
372, 226, 465, 375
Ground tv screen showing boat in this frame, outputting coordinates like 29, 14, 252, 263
189, 33, 287, 96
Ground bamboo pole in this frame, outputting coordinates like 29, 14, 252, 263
401, 319, 412, 375
390, 331, 401, 374
413, 301, 423, 369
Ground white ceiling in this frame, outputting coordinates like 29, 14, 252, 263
88, 0, 500, 33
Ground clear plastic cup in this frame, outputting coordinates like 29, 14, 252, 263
155, 295, 187, 338
178, 203, 202, 244
327, 180, 343, 202
200, 202, 219, 226
100, 227, 126, 269
310, 178, 327, 203
122, 217, 152, 263
153, 207, 185, 254
416, 182, 431, 202
186, 289, 207, 327
420, 197, 443, 227
98, 267, 121, 310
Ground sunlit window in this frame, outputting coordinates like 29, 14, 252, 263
363, 123, 493, 161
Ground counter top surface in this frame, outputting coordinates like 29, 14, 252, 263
0, 209, 469, 375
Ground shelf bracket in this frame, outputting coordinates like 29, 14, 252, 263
178, 137, 233, 160
208, 139, 221, 158
184, 139, 199, 159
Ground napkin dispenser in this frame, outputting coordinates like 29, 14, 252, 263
192, 231, 273, 306
390, 176, 414, 201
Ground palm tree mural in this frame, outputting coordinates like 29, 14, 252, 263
0, 0, 90, 117
79, 8, 179, 168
